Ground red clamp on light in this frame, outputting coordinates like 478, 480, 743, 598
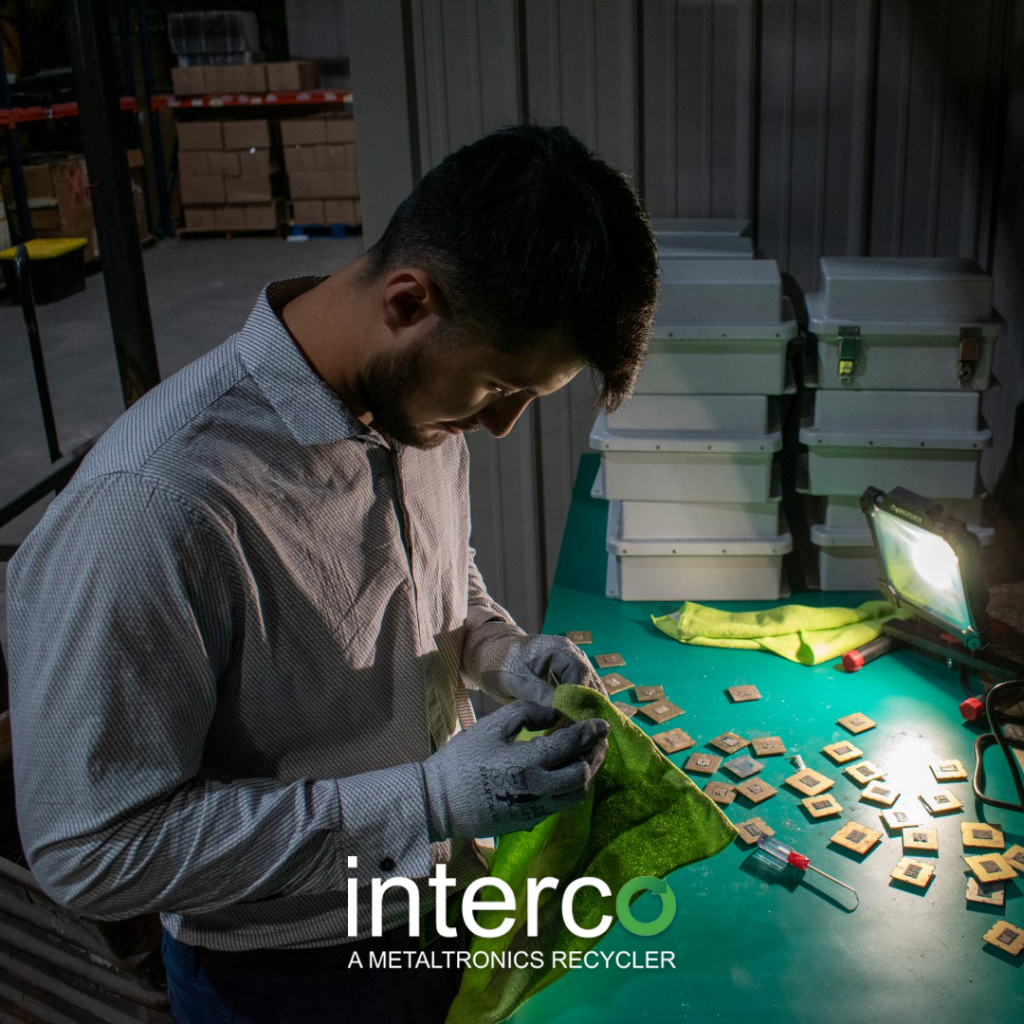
960, 696, 985, 722
842, 649, 865, 672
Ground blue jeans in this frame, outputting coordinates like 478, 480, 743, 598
161, 925, 467, 1024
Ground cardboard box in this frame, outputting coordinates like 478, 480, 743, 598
245, 197, 287, 230
185, 206, 217, 230
265, 61, 319, 92
1, 156, 98, 260
280, 117, 328, 146
324, 199, 361, 224
283, 145, 318, 174
326, 118, 356, 144
204, 63, 267, 94
179, 176, 226, 205
178, 151, 209, 178
207, 151, 241, 177
288, 169, 359, 199
177, 121, 224, 151
29, 205, 62, 232
224, 172, 283, 204
316, 144, 356, 171
236, 149, 275, 176
128, 149, 147, 239
214, 205, 248, 231
291, 199, 324, 223
222, 119, 272, 150
171, 65, 207, 95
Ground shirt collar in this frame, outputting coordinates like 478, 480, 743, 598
236, 277, 372, 447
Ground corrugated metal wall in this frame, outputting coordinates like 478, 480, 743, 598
348, 0, 1024, 633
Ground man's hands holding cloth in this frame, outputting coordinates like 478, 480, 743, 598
421, 620, 611, 841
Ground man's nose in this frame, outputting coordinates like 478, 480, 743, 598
477, 393, 533, 438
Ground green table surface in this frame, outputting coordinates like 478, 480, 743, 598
510, 454, 1023, 1024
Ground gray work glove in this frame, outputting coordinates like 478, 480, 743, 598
422, 700, 609, 841
464, 623, 607, 706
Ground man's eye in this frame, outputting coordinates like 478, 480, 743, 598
490, 384, 512, 397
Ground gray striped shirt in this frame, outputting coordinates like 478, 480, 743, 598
7, 277, 513, 949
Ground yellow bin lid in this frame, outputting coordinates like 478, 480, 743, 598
0, 237, 89, 261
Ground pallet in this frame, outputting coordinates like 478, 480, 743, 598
176, 225, 288, 240
288, 222, 362, 240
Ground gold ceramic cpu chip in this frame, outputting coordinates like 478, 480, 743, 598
966, 875, 1005, 907
830, 821, 883, 855
1003, 844, 1024, 873
652, 728, 695, 754
594, 652, 625, 669
930, 759, 968, 782
735, 817, 775, 845
964, 854, 1018, 884
902, 828, 938, 853
860, 782, 900, 807
785, 769, 835, 797
982, 921, 1024, 957
703, 781, 736, 806
636, 700, 684, 725
709, 731, 749, 754
961, 822, 1005, 850
599, 672, 635, 696
891, 857, 935, 889
565, 630, 593, 645
722, 755, 764, 780
751, 736, 786, 757
612, 702, 638, 719
634, 684, 666, 702
728, 685, 761, 702
803, 794, 843, 819
844, 760, 885, 785
685, 752, 722, 775
922, 789, 963, 815
822, 741, 863, 764
881, 807, 920, 830
837, 712, 876, 734
734, 778, 778, 804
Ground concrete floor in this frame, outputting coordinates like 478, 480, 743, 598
0, 235, 363, 651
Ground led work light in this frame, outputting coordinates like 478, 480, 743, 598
860, 485, 1024, 812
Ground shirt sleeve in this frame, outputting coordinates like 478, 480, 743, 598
459, 544, 527, 699
7, 471, 433, 921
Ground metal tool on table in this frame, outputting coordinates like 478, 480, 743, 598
756, 834, 860, 909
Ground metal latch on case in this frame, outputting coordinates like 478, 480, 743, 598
837, 326, 860, 384
958, 327, 981, 383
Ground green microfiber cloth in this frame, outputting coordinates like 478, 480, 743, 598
444, 684, 737, 1024
652, 599, 910, 666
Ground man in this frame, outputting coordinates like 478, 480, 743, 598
7, 125, 658, 1023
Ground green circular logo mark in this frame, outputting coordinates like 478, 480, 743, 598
615, 876, 676, 937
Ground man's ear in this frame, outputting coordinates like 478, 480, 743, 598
381, 267, 445, 333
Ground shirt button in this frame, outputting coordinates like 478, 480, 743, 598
380, 857, 397, 873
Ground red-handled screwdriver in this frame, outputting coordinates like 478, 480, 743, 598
756, 834, 860, 906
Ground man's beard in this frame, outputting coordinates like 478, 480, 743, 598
357, 338, 454, 449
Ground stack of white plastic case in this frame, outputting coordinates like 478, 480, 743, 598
801, 257, 1004, 589
591, 257, 797, 601
651, 217, 754, 260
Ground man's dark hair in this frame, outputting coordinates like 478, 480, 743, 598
361, 125, 659, 411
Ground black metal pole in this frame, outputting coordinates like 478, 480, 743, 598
116, 0, 153, 235
65, 0, 161, 407
135, 0, 172, 238
0, 32, 33, 243
14, 246, 62, 463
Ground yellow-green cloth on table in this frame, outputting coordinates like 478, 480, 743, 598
444, 684, 737, 1024
652, 599, 910, 666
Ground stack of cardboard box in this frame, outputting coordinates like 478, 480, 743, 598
171, 61, 319, 97
0, 151, 148, 260
178, 120, 286, 232
282, 116, 360, 226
